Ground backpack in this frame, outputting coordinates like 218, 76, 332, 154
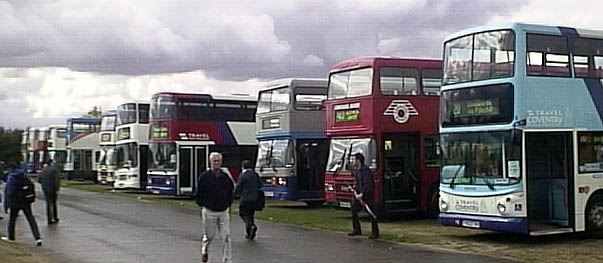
18, 176, 36, 204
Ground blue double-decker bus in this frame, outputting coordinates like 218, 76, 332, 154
255, 78, 329, 206
438, 23, 603, 236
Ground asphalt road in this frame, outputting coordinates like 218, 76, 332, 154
6, 185, 511, 263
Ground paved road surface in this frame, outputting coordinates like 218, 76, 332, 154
6, 185, 511, 262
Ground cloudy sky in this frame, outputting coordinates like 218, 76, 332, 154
1, 0, 602, 129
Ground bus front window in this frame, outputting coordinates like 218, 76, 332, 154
151, 96, 176, 120
326, 137, 377, 172
106, 148, 117, 166
256, 139, 294, 169
101, 115, 117, 131
440, 131, 521, 186
149, 143, 177, 171
117, 103, 137, 125
116, 142, 138, 169
328, 68, 373, 100
444, 30, 515, 84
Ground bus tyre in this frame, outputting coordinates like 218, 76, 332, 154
304, 201, 325, 208
586, 194, 603, 237
427, 185, 440, 219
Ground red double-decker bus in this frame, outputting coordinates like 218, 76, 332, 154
324, 57, 442, 216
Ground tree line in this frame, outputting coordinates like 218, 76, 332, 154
0, 127, 23, 164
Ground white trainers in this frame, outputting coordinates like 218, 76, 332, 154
36, 239, 42, 246
1, 236, 15, 243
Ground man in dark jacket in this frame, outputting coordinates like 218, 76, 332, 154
348, 153, 379, 239
39, 160, 60, 224
233, 160, 263, 240
194, 152, 234, 263
1, 162, 42, 246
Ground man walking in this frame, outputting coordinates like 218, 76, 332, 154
348, 153, 379, 239
194, 152, 234, 263
1, 162, 42, 246
233, 160, 263, 240
39, 160, 60, 224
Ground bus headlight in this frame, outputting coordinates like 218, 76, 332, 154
497, 202, 507, 214
147, 178, 152, 184
278, 177, 287, 186
325, 183, 335, 191
440, 200, 448, 211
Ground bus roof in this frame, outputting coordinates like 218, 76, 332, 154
445, 22, 603, 42
329, 56, 441, 74
48, 124, 67, 129
151, 92, 256, 102
102, 110, 117, 117
260, 78, 327, 92
67, 117, 101, 125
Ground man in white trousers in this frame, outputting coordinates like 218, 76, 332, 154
194, 152, 235, 263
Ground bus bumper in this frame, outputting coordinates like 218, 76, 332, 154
146, 185, 176, 195
439, 213, 528, 234
262, 186, 295, 201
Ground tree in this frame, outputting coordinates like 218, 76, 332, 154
84, 106, 102, 118
0, 128, 23, 164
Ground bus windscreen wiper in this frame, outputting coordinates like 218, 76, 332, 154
449, 165, 464, 189
333, 148, 347, 176
483, 177, 495, 190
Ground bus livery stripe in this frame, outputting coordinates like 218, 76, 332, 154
216, 121, 236, 145
583, 78, 603, 120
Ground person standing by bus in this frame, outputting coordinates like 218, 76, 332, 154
194, 152, 234, 263
39, 160, 60, 224
348, 153, 379, 239
1, 162, 42, 246
233, 160, 263, 240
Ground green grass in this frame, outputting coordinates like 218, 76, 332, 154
61, 180, 603, 263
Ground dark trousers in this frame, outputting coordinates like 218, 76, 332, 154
239, 201, 257, 236
351, 198, 379, 236
45, 192, 59, 223
8, 204, 41, 241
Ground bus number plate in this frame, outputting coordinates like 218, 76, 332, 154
264, 191, 274, 197
462, 220, 480, 228
340, 201, 351, 208
152, 190, 160, 194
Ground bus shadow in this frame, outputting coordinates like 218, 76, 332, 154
449, 231, 599, 245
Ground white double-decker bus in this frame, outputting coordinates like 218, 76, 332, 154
47, 125, 67, 171
114, 102, 150, 189
64, 117, 101, 182
98, 111, 118, 185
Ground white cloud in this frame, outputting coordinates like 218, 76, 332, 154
14, 68, 267, 121
302, 55, 324, 67
487, 0, 603, 29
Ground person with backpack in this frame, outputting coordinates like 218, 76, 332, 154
1, 162, 42, 246
39, 160, 60, 224
233, 160, 263, 240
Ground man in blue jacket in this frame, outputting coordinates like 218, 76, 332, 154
194, 152, 234, 263
233, 160, 263, 240
1, 162, 42, 246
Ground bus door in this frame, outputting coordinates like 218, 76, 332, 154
139, 145, 149, 189
382, 133, 419, 208
526, 132, 573, 233
296, 139, 329, 193
178, 147, 193, 194
178, 146, 207, 195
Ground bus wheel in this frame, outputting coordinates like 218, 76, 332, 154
305, 201, 324, 208
586, 195, 603, 237
426, 185, 439, 219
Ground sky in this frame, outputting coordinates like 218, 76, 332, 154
1, 0, 603, 129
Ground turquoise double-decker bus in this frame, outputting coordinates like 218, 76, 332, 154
438, 23, 603, 236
